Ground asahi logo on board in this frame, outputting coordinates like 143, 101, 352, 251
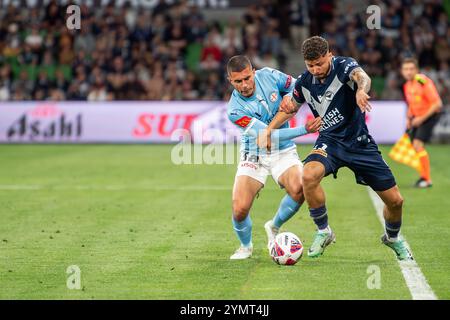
7, 104, 83, 141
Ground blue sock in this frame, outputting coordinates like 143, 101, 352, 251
310, 205, 328, 230
273, 194, 301, 228
232, 215, 252, 247
385, 220, 402, 240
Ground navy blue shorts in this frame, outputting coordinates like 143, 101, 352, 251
304, 136, 396, 192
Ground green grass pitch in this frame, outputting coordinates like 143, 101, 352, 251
0, 144, 449, 299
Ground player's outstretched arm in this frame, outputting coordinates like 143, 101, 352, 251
350, 67, 372, 113
267, 94, 300, 130
247, 117, 320, 141
252, 117, 322, 151
271, 117, 322, 141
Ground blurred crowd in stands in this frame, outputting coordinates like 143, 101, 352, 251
0, 0, 449, 106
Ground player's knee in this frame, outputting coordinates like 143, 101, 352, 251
388, 195, 404, 210
287, 181, 303, 201
232, 200, 250, 221
302, 168, 321, 188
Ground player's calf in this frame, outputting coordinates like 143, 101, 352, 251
377, 185, 412, 260
231, 202, 253, 260
230, 214, 253, 260
265, 194, 302, 250
231, 204, 252, 243
382, 190, 404, 224
380, 189, 405, 240
272, 194, 302, 229
302, 162, 326, 209
232, 199, 251, 222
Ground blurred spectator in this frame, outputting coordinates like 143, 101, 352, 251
328, 0, 450, 106
87, 75, 109, 101
260, 52, 279, 70
25, 26, 43, 51
290, 0, 310, 50
12, 70, 34, 98
0, 84, 10, 101
261, 18, 282, 57
48, 88, 66, 101
74, 25, 96, 55
146, 62, 165, 100
221, 19, 242, 52
199, 33, 222, 71
0, 0, 447, 107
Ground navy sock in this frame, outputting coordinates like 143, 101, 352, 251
309, 205, 328, 230
385, 220, 402, 239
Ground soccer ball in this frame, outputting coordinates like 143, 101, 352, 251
270, 232, 303, 265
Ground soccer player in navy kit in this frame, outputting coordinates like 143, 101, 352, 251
264, 36, 413, 260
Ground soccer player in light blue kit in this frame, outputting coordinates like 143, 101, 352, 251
226, 55, 321, 259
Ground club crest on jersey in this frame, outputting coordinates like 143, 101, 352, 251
235, 116, 252, 128
270, 92, 278, 102
324, 90, 334, 101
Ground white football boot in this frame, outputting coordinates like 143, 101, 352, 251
229, 243, 253, 260
264, 220, 279, 250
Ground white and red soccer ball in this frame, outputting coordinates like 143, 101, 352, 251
270, 232, 303, 265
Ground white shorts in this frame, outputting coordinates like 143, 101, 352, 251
236, 146, 303, 187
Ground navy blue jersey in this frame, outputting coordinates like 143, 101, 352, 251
293, 56, 371, 150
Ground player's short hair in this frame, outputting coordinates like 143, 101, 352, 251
302, 36, 329, 61
227, 55, 252, 74
401, 57, 419, 68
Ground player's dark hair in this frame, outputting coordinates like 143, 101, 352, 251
227, 55, 252, 74
402, 57, 419, 68
302, 36, 329, 61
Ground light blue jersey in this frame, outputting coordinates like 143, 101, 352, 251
227, 67, 296, 154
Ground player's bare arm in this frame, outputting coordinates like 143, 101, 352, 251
266, 95, 301, 136
257, 110, 322, 150
278, 94, 301, 114
350, 67, 372, 113
256, 96, 295, 150
256, 111, 292, 151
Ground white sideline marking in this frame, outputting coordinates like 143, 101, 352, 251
367, 188, 438, 300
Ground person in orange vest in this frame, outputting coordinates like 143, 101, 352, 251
401, 57, 443, 188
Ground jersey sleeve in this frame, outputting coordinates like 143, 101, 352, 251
422, 77, 441, 105
264, 68, 294, 94
227, 106, 253, 132
403, 83, 413, 118
341, 57, 361, 83
292, 76, 306, 104
244, 118, 308, 141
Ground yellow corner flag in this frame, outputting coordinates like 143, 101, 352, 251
388, 133, 422, 174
